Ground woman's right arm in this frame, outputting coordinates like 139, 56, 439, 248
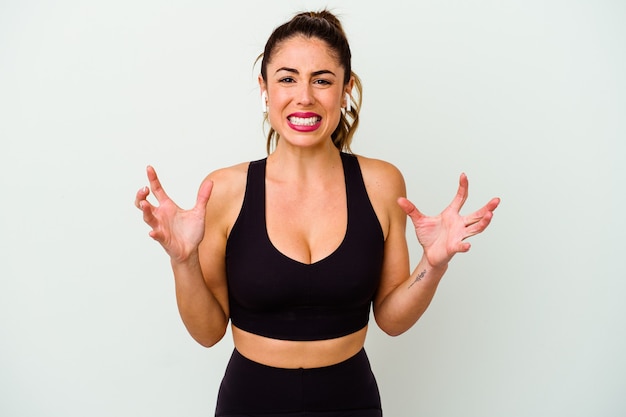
136, 165, 244, 347
170, 245, 229, 347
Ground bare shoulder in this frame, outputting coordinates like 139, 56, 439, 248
354, 154, 407, 239
207, 161, 249, 192
204, 161, 251, 233
355, 154, 406, 199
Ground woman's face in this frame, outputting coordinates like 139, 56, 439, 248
260, 36, 352, 151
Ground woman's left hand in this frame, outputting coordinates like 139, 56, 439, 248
397, 173, 500, 268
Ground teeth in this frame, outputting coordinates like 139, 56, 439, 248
289, 116, 320, 126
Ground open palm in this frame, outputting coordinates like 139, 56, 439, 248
135, 166, 213, 262
398, 173, 500, 268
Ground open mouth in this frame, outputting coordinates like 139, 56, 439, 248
287, 116, 322, 126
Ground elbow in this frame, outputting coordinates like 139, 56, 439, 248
194, 331, 225, 348
374, 316, 412, 337
382, 328, 406, 337
190, 323, 228, 348
379, 325, 409, 338
197, 338, 221, 348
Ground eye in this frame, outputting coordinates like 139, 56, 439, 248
279, 77, 295, 83
313, 79, 332, 86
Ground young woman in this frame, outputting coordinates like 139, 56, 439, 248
135, 10, 500, 416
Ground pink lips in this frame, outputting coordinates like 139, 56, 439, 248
287, 112, 322, 132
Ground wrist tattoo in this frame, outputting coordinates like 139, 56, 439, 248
408, 269, 427, 289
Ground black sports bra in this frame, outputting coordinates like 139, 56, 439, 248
225, 152, 384, 341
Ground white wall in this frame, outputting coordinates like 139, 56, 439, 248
1, 1, 624, 416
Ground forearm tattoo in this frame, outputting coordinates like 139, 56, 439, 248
408, 269, 427, 289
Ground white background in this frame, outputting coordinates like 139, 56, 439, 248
1, 1, 624, 416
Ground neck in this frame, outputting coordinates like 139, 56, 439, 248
267, 143, 343, 184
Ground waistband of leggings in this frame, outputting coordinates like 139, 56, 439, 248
232, 346, 368, 372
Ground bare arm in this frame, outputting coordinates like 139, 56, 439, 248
135, 166, 236, 347
366, 163, 500, 336
170, 252, 229, 347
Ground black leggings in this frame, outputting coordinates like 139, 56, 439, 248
215, 348, 382, 417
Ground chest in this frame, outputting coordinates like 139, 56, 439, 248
227, 215, 384, 312
265, 182, 347, 265
224, 155, 385, 339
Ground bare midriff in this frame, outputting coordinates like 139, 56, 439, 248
232, 325, 368, 369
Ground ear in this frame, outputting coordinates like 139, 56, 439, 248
343, 76, 355, 111
258, 75, 268, 112
344, 75, 355, 96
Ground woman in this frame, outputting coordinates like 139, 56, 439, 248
135, 10, 500, 417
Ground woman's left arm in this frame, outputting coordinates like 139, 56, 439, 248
370, 165, 500, 336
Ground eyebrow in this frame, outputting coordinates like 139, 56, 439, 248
275, 67, 337, 77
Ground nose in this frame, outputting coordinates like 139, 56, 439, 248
296, 84, 315, 106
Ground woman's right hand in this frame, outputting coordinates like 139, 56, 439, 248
135, 165, 213, 263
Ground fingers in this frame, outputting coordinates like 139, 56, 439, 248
457, 241, 472, 253
449, 173, 469, 212
139, 198, 159, 230
463, 197, 501, 226
135, 186, 149, 210
146, 165, 171, 204
135, 188, 171, 246
134, 170, 161, 231
463, 209, 495, 240
487, 197, 501, 211
135, 165, 168, 210
397, 197, 424, 222
194, 177, 214, 211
